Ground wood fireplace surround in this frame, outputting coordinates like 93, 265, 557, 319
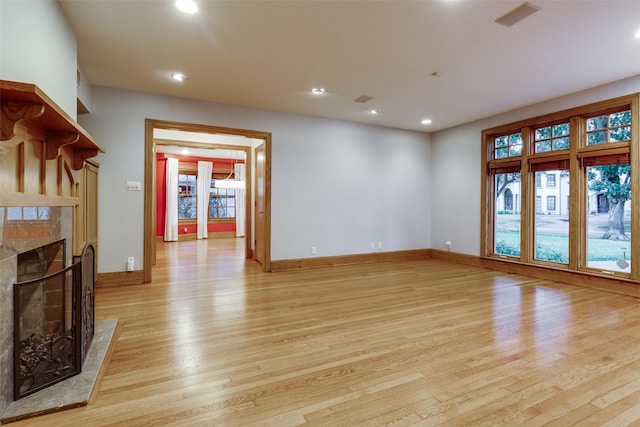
0, 80, 104, 417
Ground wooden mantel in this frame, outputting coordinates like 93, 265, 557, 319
0, 80, 104, 208
0, 80, 104, 170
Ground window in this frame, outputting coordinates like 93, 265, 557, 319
494, 172, 521, 257
586, 110, 631, 145
209, 184, 236, 219
546, 173, 556, 188
178, 173, 197, 219
534, 122, 570, 153
533, 167, 568, 264
176, 165, 238, 222
585, 161, 631, 273
546, 195, 556, 211
6, 207, 50, 220
494, 133, 522, 159
482, 96, 637, 280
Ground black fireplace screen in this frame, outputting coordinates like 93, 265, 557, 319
13, 242, 95, 400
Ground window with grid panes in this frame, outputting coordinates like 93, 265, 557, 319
482, 96, 637, 280
546, 173, 556, 188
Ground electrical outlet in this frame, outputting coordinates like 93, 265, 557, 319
311, 246, 317, 255
370, 242, 375, 250
127, 256, 134, 272
126, 181, 141, 191
377, 242, 383, 249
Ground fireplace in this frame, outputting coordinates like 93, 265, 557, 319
1, 80, 104, 421
13, 240, 95, 400
0, 206, 75, 412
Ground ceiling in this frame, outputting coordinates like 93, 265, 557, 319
154, 128, 261, 158
59, 0, 640, 133
156, 144, 244, 159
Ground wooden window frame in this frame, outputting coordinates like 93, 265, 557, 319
481, 93, 639, 283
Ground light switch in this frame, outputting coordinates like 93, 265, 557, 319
126, 181, 141, 191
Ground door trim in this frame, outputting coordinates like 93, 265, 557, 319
143, 119, 272, 282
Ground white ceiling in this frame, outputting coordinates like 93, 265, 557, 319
156, 144, 243, 159
154, 128, 260, 157
59, 0, 640, 133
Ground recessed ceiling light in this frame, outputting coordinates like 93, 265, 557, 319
175, 0, 198, 14
170, 72, 188, 82
370, 109, 382, 115
421, 119, 433, 125
311, 88, 325, 95
634, 29, 640, 39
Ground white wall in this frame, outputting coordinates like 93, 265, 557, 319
79, 87, 432, 273
0, 0, 78, 119
430, 74, 640, 256
77, 66, 92, 113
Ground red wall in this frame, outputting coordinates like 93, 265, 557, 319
155, 153, 243, 237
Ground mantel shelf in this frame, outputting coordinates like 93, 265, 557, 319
0, 80, 105, 160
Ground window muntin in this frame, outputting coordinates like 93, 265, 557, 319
494, 133, 522, 159
534, 122, 570, 153
586, 110, 631, 146
494, 172, 521, 257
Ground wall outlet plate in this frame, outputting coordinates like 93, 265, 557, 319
126, 181, 141, 191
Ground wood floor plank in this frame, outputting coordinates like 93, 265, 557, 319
8, 238, 640, 426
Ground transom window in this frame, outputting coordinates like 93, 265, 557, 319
6, 207, 50, 221
586, 110, 631, 145
534, 122, 570, 153
494, 132, 522, 159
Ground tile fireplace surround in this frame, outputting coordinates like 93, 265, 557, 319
0, 206, 73, 415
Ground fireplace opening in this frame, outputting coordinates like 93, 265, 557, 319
13, 241, 95, 400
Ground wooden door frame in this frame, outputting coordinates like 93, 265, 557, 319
143, 119, 272, 282
254, 143, 266, 265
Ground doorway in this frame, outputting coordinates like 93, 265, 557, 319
144, 119, 272, 282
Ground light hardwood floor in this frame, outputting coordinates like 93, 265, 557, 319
13, 239, 640, 426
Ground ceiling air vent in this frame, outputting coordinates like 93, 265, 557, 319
353, 95, 374, 103
495, 2, 540, 27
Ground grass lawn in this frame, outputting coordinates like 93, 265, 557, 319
495, 231, 630, 262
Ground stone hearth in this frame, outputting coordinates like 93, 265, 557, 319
0, 318, 117, 425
